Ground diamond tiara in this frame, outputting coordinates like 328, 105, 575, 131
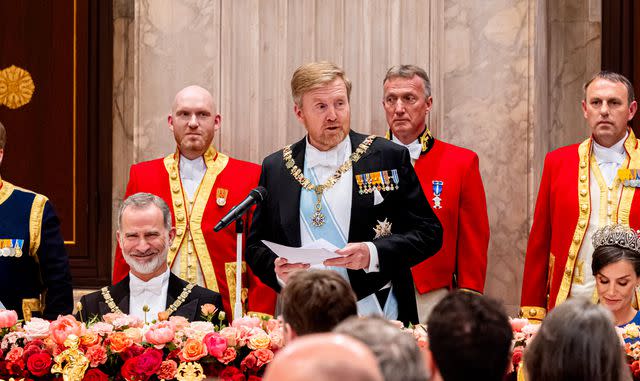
592, 224, 640, 254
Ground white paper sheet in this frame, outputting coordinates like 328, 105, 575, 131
261, 239, 342, 265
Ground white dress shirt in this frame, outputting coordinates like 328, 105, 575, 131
179, 155, 207, 199
300, 136, 380, 273
129, 268, 170, 321
592, 132, 627, 185
391, 135, 422, 162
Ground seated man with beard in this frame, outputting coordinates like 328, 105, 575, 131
78, 193, 222, 322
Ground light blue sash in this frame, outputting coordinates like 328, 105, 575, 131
300, 163, 398, 320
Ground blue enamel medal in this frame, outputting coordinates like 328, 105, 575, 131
432, 180, 443, 209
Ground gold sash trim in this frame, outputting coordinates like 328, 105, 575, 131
0, 178, 14, 205
225, 261, 248, 321
29, 194, 47, 257
164, 147, 228, 292
555, 139, 591, 307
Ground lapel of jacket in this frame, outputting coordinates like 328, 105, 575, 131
167, 273, 198, 321
100, 276, 130, 315
348, 131, 377, 242
279, 136, 306, 247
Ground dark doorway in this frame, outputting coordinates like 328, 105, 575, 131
602, 0, 640, 135
0, 0, 113, 288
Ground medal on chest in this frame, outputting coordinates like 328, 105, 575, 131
432, 180, 443, 209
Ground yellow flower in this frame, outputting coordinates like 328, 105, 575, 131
625, 323, 640, 338
248, 331, 271, 350
0, 65, 35, 109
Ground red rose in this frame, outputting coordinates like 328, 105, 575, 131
511, 346, 523, 367
240, 352, 258, 372
248, 376, 262, 381
82, 368, 109, 381
219, 366, 245, 381
121, 356, 148, 381
26, 352, 52, 377
120, 344, 145, 361
136, 348, 163, 376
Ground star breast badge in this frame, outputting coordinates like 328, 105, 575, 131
373, 218, 392, 239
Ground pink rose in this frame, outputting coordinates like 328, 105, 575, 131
0, 310, 18, 329
169, 316, 190, 330
269, 330, 284, 350
85, 344, 108, 367
232, 316, 261, 329
265, 318, 280, 333
217, 347, 237, 364
203, 332, 227, 357
510, 318, 529, 332
220, 327, 239, 347
88, 322, 114, 336
157, 360, 178, 380
201, 303, 218, 316
123, 327, 143, 343
145, 321, 176, 349
5, 346, 23, 362
183, 321, 215, 341
49, 315, 83, 346
23, 318, 50, 340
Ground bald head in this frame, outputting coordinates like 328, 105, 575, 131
264, 333, 384, 381
168, 85, 221, 159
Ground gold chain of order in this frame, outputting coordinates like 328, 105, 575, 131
283, 135, 375, 227
100, 283, 195, 317
283, 135, 375, 193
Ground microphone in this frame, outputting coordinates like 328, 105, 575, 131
214, 186, 267, 232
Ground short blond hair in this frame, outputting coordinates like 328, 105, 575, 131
291, 61, 352, 106
0, 121, 6, 149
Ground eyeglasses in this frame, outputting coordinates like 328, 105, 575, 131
384, 95, 420, 107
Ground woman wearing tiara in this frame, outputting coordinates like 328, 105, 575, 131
591, 224, 640, 328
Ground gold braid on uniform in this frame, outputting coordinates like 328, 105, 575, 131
100, 283, 196, 316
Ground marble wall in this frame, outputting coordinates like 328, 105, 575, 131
111, 0, 602, 315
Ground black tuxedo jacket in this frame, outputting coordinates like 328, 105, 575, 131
77, 273, 223, 322
246, 131, 442, 324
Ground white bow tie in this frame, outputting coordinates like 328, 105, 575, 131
306, 149, 341, 169
130, 275, 164, 297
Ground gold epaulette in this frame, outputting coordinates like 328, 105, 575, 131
519, 306, 546, 321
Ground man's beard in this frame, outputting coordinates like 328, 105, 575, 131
123, 250, 167, 276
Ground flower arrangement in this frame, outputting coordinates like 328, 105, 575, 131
0, 306, 282, 381
620, 323, 640, 380
507, 318, 539, 377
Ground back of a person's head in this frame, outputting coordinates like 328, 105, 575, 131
281, 270, 357, 335
524, 299, 628, 381
427, 291, 512, 381
334, 316, 428, 381
263, 333, 384, 381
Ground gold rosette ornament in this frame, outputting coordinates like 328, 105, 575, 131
0, 65, 36, 109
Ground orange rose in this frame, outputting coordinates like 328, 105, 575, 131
80, 332, 101, 347
178, 338, 208, 362
254, 349, 275, 367
108, 332, 134, 353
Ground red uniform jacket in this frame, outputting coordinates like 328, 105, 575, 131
411, 139, 489, 294
112, 148, 276, 320
521, 131, 640, 320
